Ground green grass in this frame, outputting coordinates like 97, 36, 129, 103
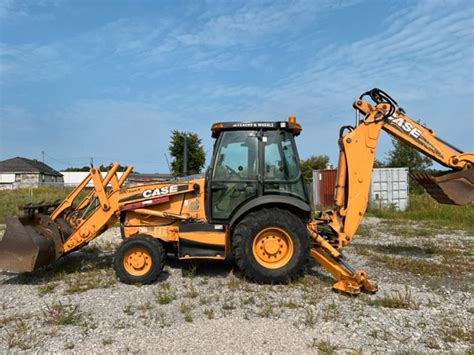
368, 193, 474, 230
364, 287, 419, 310
0, 186, 77, 223
42, 301, 83, 326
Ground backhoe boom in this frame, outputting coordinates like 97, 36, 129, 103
307, 88, 473, 294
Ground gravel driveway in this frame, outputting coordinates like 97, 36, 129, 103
0, 217, 472, 353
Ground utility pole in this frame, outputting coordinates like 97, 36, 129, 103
90, 157, 94, 167
182, 134, 188, 177
41, 150, 45, 163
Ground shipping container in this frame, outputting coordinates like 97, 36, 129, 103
312, 169, 337, 207
312, 167, 409, 211
369, 167, 409, 211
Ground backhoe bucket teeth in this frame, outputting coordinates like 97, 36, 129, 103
0, 215, 63, 272
411, 166, 474, 205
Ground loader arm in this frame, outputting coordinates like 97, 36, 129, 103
0, 163, 199, 272
307, 88, 473, 294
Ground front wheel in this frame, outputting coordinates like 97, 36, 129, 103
113, 234, 165, 284
232, 208, 310, 283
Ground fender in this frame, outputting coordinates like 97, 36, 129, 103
229, 195, 311, 228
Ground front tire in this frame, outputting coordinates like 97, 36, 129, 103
113, 234, 165, 284
232, 208, 310, 283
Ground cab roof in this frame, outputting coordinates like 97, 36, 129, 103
211, 117, 302, 139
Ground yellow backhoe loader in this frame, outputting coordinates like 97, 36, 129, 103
0, 89, 472, 295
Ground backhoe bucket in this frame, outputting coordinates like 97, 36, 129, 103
0, 215, 63, 272
411, 167, 474, 205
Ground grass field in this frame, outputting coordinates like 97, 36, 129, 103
0, 187, 74, 223
367, 193, 474, 231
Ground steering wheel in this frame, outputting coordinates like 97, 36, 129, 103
225, 164, 240, 178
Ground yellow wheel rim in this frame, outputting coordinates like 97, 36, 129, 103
123, 247, 152, 276
252, 227, 293, 269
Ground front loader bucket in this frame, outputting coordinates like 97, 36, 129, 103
0, 215, 63, 272
411, 166, 474, 205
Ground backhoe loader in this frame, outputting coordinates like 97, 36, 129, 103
0, 89, 472, 295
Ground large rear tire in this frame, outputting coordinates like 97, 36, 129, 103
232, 208, 310, 283
113, 234, 165, 284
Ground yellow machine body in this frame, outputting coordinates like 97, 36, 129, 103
0, 88, 472, 295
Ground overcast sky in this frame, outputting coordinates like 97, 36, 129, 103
0, 0, 473, 173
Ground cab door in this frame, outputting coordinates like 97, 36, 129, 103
209, 130, 259, 221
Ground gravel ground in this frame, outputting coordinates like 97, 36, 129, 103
0, 217, 472, 353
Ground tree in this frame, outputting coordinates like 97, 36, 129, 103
168, 130, 206, 177
63, 166, 90, 172
385, 138, 432, 172
63, 164, 129, 172
300, 155, 330, 181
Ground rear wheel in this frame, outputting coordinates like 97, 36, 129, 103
232, 208, 310, 283
113, 234, 165, 284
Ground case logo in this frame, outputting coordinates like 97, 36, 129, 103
143, 185, 179, 198
387, 113, 422, 139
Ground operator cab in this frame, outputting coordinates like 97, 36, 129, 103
206, 118, 309, 222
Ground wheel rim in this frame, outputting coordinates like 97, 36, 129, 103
123, 247, 152, 276
252, 227, 293, 269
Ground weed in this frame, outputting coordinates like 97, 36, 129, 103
199, 296, 210, 305
102, 337, 114, 346
204, 308, 214, 319
227, 276, 244, 291
439, 317, 472, 342
305, 307, 317, 328
257, 302, 273, 318
282, 299, 299, 309
179, 302, 192, 314
322, 301, 341, 321
123, 305, 135, 316
179, 302, 193, 322
365, 286, 419, 310
240, 296, 255, 307
37, 282, 59, 296
183, 265, 198, 278
308, 337, 338, 354
156, 292, 173, 305
3, 319, 40, 350
369, 329, 378, 339
156, 312, 171, 328
43, 301, 83, 326
184, 282, 199, 299
154, 284, 176, 305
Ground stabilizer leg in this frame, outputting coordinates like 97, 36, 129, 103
310, 248, 377, 295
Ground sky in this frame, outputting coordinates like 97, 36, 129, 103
0, 0, 473, 173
